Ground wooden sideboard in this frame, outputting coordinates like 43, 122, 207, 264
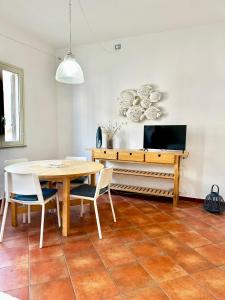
90, 148, 188, 207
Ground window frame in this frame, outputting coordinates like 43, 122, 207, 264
0, 61, 25, 148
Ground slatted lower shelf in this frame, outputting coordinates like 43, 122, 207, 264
111, 183, 173, 198
113, 168, 174, 179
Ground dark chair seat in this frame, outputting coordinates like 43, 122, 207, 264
40, 180, 48, 185
70, 184, 108, 198
71, 176, 86, 184
13, 188, 57, 202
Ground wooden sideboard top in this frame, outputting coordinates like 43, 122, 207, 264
88, 148, 189, 158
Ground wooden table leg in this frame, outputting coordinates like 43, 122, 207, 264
48, 181, 54, 188
91, 174, 96, 186
62, 177, 70, 237
11, 202, 18, 227
90, 174, 96, 213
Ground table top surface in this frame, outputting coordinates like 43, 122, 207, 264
4, 160, 104, 178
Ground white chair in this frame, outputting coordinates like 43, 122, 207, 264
0, 172, 61, 248
1, 159, 28, 223
70, 167, 116, 239
66, 156, 87, 160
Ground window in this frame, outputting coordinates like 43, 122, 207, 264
0, 62, 25, 148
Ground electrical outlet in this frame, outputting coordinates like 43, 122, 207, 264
114, 44, 121, 50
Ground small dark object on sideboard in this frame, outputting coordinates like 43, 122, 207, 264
96, 126, 102, 148
204, 184, 225, 214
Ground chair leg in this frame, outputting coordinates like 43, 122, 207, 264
108, 190, 116, 222
0, 197, 5, 215
93, 200, 102, 239
39, 205, 45, 248
80, 199, 84, 217
0, 200, 9, 242
28, 206, 31, 224
56, 195, 61, 228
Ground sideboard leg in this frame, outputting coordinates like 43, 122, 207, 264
173, 157, 180, 207
173, 194, 178, 208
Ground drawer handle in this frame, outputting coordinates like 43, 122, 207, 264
104, 151, 106, 154
158, 154, 161, 157
130, 153, 132, 155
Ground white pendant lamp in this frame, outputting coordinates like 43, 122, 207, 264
55, 0, 84, 84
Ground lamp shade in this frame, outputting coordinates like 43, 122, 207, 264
55, 52, 84, 84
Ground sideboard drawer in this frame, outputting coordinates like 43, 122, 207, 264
145, 153, 175, 164
118, 151, 144, 162
93, 149, 117, 160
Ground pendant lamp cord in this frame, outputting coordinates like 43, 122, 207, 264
68, 0, 72, 54
78, 0, 114, 53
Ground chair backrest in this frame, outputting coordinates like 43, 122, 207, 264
5, 172, 44, 203
95, 167, 113, 197
65, 156, 87, 161
2, 159, 28, 200
4, 158, 28, 167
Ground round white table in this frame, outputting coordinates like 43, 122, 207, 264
5, 160, 104, 236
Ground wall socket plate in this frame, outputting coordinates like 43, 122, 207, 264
114, 44, 121, 50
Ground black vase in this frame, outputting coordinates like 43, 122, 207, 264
96, 126, 102, 148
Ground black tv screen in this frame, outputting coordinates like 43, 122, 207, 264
143, 125, 187, 150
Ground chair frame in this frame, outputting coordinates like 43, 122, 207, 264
65, 156, 87, 161
1, 159, 29, 223
0, 171, 61, 248
70, 167, 116, 239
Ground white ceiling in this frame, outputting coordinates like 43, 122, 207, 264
1, 0, 225, 49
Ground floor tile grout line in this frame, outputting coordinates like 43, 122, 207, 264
159, 284, 174, 300
61, 243, 79, 300
28, 233, 31, 300
28, 249, 64, 264
89, 234, 123, 298
1, 196, 225, 299
188, 272, 219, 300
89, 228, 161, 298
66, 244, 121, 300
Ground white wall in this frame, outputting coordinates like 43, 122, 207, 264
0, 20, 58, 195
57, 22, 225, 199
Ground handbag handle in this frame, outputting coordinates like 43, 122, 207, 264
211, 184, 219, 194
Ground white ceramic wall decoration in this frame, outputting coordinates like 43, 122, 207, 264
149, 91, 161, 102
118, 84, 163, 122
142, 105, 162, 120
137, 84, 153, 99
126, 106, 145, 122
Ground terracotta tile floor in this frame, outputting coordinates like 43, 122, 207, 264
1, 194, 225, 299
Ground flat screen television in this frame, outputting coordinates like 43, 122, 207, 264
143, 125, 187, 151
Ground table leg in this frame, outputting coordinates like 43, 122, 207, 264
90, 174, 96, 213
91, 174, 96, 186
48, 181, 54, 189
62, 177, 70, 237
11, 202, 18, 227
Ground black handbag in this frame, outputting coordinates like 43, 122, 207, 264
204, 184, 225, 214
